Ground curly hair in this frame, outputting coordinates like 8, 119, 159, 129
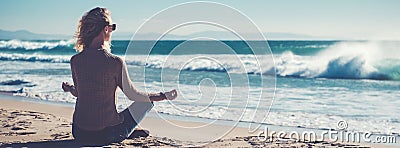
74, 7, 112, 52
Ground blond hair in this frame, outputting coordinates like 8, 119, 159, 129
74, 7, 112, 52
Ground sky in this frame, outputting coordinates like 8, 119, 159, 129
1, 0, 399, 40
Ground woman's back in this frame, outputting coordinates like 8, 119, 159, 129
63, 7, 177, 143
71, 48, 124, 131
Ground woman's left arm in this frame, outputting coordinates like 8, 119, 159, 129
116, 58, 177, 102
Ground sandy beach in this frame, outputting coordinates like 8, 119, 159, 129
0, 94, 392, 147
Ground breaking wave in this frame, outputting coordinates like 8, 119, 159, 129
0, 41, 399, 80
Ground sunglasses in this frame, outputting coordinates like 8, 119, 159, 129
107, 24, 117, 31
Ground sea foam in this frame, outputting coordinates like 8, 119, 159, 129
1, 41, 399, 80
0, 39, 74, 50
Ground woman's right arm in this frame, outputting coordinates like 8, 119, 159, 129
62, 58, 78, 97
62, 82, 78, 97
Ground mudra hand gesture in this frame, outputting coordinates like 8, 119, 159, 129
62, 82, 74, 92
165, 89, 178, 100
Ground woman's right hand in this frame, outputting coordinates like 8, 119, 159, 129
62, 82, 72, 92
165, 89, 178, 100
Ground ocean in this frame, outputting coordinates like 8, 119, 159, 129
0, 39, 399, 137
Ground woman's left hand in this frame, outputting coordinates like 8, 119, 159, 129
165, 89, 178, 100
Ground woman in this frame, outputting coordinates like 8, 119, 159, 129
62, 7, 177, 144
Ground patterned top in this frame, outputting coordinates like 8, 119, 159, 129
70, 48, 160, 131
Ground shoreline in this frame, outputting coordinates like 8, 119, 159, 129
0, 94, 397, 147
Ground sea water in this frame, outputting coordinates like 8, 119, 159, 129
0, 39, 399, 136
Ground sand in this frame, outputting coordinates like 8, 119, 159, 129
0, 94, 393, 147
